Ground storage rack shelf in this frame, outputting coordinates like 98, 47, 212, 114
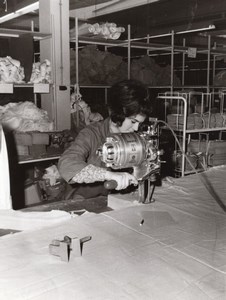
158, 92, 226, 176
72, 19, 226, 92
0, 28, 55, 165
18, 155, 60, 164
0, 28, 52, 93
70, 17, 226, 178
0, 83, 51, 94
0, 28, 51, 40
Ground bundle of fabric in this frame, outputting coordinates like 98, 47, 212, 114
73, 45, 127, 85
71, 47, 181, 86
70, 22, 125, 40
130, 55, 181, 86
173, 151, 198, 172
167, 113, 203, 130
29, 59, 52, 84
187, 139, 209, 154
0, 101, 53, 132
70, 87, 103, 134
192, 113, 203, 129
215, 113, 226, 127
208, 140, 226, 166
187, 139, 226, 167
0, 56, 25, 83
202, 112, 216, 128
167, 114, 184, 130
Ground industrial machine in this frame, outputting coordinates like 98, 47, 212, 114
98, 119, 162, 203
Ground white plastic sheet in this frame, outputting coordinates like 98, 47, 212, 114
0, 125, 12, 209
0, 166, 226, 299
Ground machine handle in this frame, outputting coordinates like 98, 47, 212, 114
104, 180, 118, 190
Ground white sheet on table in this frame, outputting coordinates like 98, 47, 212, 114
0, 209, 71, 231
0, 126, 12, 209
0, 166, 226, 299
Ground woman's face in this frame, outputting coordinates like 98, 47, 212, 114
116, 114, 146, 133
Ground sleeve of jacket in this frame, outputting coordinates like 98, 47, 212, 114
58, 126, 97, 183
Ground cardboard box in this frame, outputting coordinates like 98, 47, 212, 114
24, 183, 42, 206
29, 144, 47, 157
16, 144, 30, 156
14, 132, 32, 146
32, 132, 50, 145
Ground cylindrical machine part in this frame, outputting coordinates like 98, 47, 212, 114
101, 132, 153, 169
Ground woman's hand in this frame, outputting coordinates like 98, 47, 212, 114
105, 171, 138, 190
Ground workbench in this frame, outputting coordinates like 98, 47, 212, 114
0, 166, 226, 299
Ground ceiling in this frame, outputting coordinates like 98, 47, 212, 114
1, 0, 226, 48
88, 0, 226, 48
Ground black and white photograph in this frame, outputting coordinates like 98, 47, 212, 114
0, 0, 226, 299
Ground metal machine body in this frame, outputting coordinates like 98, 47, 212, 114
98, 120, 162, 203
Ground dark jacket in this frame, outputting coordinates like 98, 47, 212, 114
58, 118, 110, 199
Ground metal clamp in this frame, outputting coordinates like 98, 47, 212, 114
49, 235, 92, 262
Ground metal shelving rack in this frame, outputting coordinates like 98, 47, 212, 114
72, 19, 226, 92
71, 18, 226, 177
0, 28, 52, 95
0, 27, 54, 164
158, 91, 226, 176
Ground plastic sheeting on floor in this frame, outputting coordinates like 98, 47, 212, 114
0, 125, 12, 209
0, 166, 226, 299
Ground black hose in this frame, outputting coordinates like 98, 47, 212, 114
157, 120, 226, 213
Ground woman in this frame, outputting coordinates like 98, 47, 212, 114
58, 79, 151, 201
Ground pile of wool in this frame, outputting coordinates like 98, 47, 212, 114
0, 56, 25, 83
0, 101, 53, 132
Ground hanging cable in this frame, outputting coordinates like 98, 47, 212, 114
157, 120, 226, 213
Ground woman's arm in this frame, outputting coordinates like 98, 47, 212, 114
58, 128, 95, 183
72, 164, 138, 190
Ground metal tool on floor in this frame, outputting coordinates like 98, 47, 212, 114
49, 235, 92, 262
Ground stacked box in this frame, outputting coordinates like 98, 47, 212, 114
14, 132, 32, 157
24, 182, 42, 206
14, 132, 32, 146
28, 132, 50, 158
31, 132, 49, 145
29, 145, 47, 157
14, 131, 50, 158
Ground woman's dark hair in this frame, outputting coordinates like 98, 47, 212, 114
108, 79, 151, 126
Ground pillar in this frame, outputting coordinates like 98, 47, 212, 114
39, 0, 70, 130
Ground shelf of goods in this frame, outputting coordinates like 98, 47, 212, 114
69, 19, 226, 179
0, 28, 52, 94
70, 18, 183, 91
13, 129, 74, 164
158, 91, 226, 176
69, 19, 226, 144
0, 28, 56, 165
71, 18, 226, 91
